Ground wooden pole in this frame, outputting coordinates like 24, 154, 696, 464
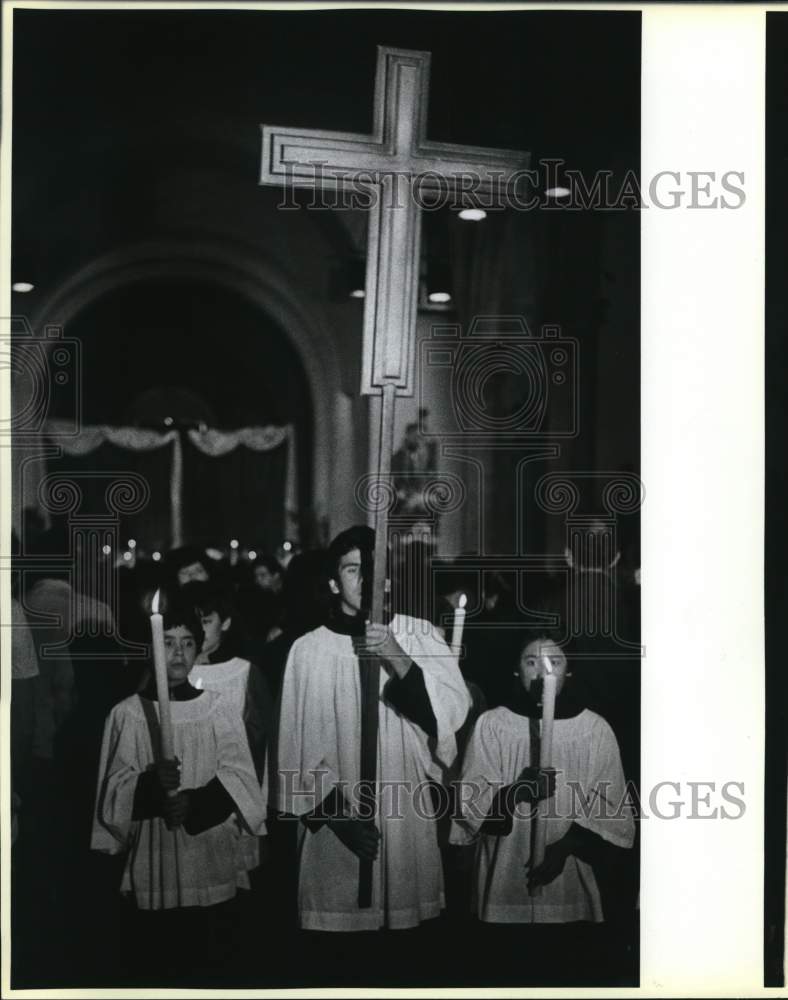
358, 382, 397, 908
529, 659, 557, 898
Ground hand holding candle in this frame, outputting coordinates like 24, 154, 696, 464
450, 593, 467, 660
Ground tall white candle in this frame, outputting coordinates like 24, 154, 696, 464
539, 655, 557, 769
150, 589, 174, 760
450, 593, 467, 659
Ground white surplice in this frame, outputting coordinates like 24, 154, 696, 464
188, 655, 263, 873
91, 689, 266, 910
451, 706, 635, 924
278, 614, 471, 931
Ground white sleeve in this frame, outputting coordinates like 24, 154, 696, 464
449, 711, 505, 846
91, 703, 143, 854
393, 616, 472, 769
213, 696, 268, 836
276, 636, 342, 816
574, 716, 636, 849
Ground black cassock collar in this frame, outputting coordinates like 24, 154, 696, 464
504, 680, 586, 720
325, 609, 367, 637
139, 674, 203, 702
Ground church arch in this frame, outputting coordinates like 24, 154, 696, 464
26, 239, 345, 539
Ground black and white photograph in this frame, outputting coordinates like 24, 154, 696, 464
0, 2, 769, 995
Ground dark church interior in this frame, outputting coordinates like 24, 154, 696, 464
8, 5, 650, 989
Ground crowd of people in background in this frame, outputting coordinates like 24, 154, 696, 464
10, 515, 641, 988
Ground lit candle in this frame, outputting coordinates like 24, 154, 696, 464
128, 539, 137, 569
450, 593, 467, 659
230, 538, 239, 567
539, 655, 557, 769
150, 590, 174, 761
530, 653, 558, 897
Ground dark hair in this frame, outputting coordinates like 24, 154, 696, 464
326, 525, 374, 583
161, 597, 204, 648
181, 580, 235, 624
165, 545, 209, 574
253, 554, 282, 576
513, 595, 570, 660
281, 550, 331, 635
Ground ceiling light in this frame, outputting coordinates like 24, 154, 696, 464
349, 288, 365, 299
12, 282, 34, 293
545, 186, 571, 199
458, 208, 487, 222
428, 291, 452, 304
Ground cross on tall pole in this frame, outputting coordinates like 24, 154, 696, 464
260, 44, 530, 908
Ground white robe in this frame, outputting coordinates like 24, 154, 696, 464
188, 656, 264, 872
278, 614, 471, 931
450, 706, 634, 924
91, 689, 267, 910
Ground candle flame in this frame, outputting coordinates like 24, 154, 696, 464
152, 589, 161, 615
459, 593, 467, 609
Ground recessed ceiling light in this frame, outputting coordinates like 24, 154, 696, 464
349, 288, 365, 299
458, 208, 487, 222
428, 291, 452, 304
12, 282, 34, 293
545, 186, 571, 199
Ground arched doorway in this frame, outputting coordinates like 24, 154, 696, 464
44, 276, 314, 551
18, 240, 355, 544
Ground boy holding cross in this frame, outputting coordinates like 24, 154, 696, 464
277, 525, 470, 935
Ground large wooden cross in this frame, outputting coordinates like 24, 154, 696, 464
260, 45, 530, 907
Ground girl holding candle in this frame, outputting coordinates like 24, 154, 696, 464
450, 625, 634, 936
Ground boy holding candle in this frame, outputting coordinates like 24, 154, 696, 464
91, 598, 267, 983
450, 625, 634, 981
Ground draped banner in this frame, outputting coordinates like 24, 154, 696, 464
44, 421, 298, 550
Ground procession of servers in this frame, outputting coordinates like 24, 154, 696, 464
10, 524, 640, 987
